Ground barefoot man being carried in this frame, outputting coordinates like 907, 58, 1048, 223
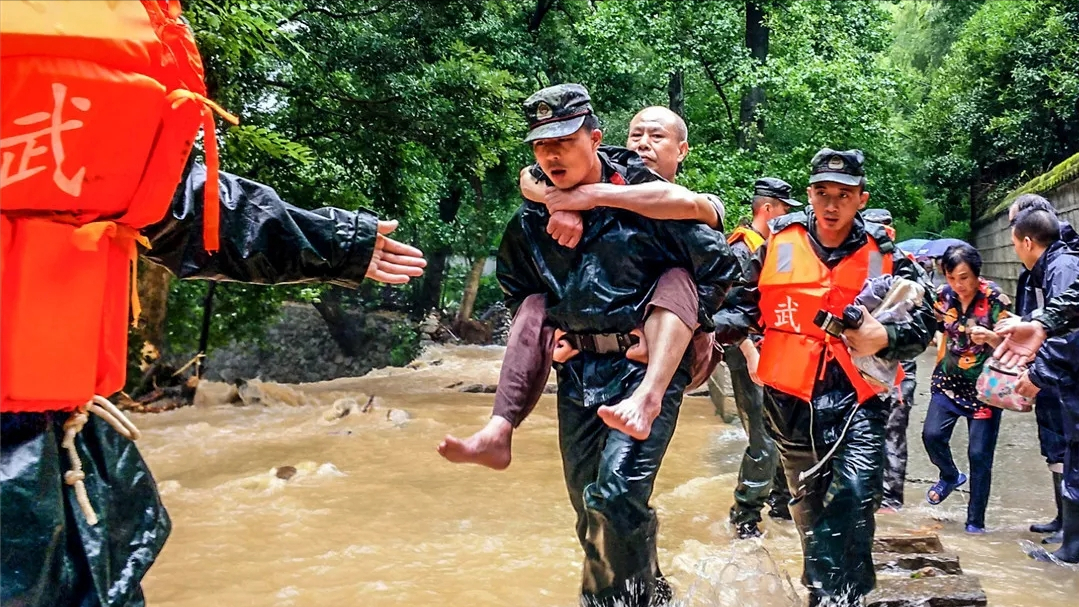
439, 105, 728, 469
442, 84, 740, 605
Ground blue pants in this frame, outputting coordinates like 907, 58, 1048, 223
1035, 389, 1068, 465
921, 392, 1002, 528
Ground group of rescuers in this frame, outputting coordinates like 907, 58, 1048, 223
3, 4, 1077, 607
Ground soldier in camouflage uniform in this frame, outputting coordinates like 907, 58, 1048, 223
863, 209, 920, 511
725, 178, 800, 538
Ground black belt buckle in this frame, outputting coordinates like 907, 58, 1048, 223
593, 333, 621, 353
565, 332, 637, 354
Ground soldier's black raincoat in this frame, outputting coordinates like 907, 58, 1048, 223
496, 147, 742, 606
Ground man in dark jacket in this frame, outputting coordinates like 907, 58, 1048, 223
1010, 205, 1079, 565
726, 178, 800, 539
714, 149, 935, 605
496, 84, 741, 606
1009, 198, 1077, 544
0, 157, 425, 607
998, 274, 1079, 361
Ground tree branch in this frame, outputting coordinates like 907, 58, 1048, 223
528, 0, 558, 32
700, 59, 739, 145
281, 1, 398, 25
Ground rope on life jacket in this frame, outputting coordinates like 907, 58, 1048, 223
62, 395, 142, 525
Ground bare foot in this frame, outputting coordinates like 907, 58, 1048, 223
598, 389, 662, 440
437, 416, 513, 470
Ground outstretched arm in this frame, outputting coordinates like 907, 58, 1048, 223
143, 161, 424, 287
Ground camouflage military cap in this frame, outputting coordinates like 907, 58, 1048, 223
522, 83, 594, 143
809, 148, 865, 187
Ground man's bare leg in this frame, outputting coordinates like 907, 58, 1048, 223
599, 268, 697, 440
438, 294, 553, 469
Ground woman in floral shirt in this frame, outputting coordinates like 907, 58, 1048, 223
922, 244, 1012, 533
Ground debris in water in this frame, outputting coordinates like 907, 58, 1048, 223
275, 466, 298, 481
386, 409, 411, 427
459, 383, 499, 393
321, 395, 376, 422
361, 395, 377, 413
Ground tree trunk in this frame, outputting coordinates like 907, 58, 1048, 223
528, 0, 557, 32
136, 259, 172, 357
667, 69, 685, 118
738, 1, 769, 151
456, 256, 487, 324
411, 246, 450, 319
312, 286, 364, 357
196, 281, 217, 376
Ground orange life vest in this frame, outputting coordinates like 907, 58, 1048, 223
0, 1, 237, 413
727, 225, 766, 253
756, 223, 894, 404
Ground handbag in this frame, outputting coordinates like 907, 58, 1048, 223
975, 359, 1034, 412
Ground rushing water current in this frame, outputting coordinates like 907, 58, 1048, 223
137, 346, 1077, 606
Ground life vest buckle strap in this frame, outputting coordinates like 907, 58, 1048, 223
165, 90, 239, 254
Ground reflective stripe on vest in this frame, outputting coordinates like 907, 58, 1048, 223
756, 224, 894, 404
727, 225, 766, 252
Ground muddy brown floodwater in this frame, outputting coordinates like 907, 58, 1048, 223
137, 346, 1078, 606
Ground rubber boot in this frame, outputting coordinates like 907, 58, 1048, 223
1030, 495, 1079, 564
1030, 472, 1064, 534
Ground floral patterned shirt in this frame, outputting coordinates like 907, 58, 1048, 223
931, 279, 1012, 413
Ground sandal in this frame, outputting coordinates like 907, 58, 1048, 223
926, 473, 967, 505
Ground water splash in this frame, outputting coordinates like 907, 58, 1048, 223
671, 545, 802, 607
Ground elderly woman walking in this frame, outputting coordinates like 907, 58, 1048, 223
922, 244, 1012, 533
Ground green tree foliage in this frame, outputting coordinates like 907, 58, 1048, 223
909, 0, 1079, 224
151, 0, 1078, 365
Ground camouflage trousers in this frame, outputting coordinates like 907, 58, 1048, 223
882, 360, 917, 509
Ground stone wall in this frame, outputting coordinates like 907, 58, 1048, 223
202, 303, 405, 384
972, 177, 1079, 297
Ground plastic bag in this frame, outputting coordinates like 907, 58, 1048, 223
850, 275, 926, 392
975, 359, 1034, 412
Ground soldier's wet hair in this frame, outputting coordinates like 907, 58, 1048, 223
581, 113, 601, 132
1009, 193, 1055, 221
1013, 206, 1061, 247
940, 244, 982, 277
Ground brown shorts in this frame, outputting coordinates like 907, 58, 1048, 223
492, 268, 718, 425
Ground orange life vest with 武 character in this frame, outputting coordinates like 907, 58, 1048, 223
0, 0, 238, 413
756, 223, 894, 404
727, 225, 766, 253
